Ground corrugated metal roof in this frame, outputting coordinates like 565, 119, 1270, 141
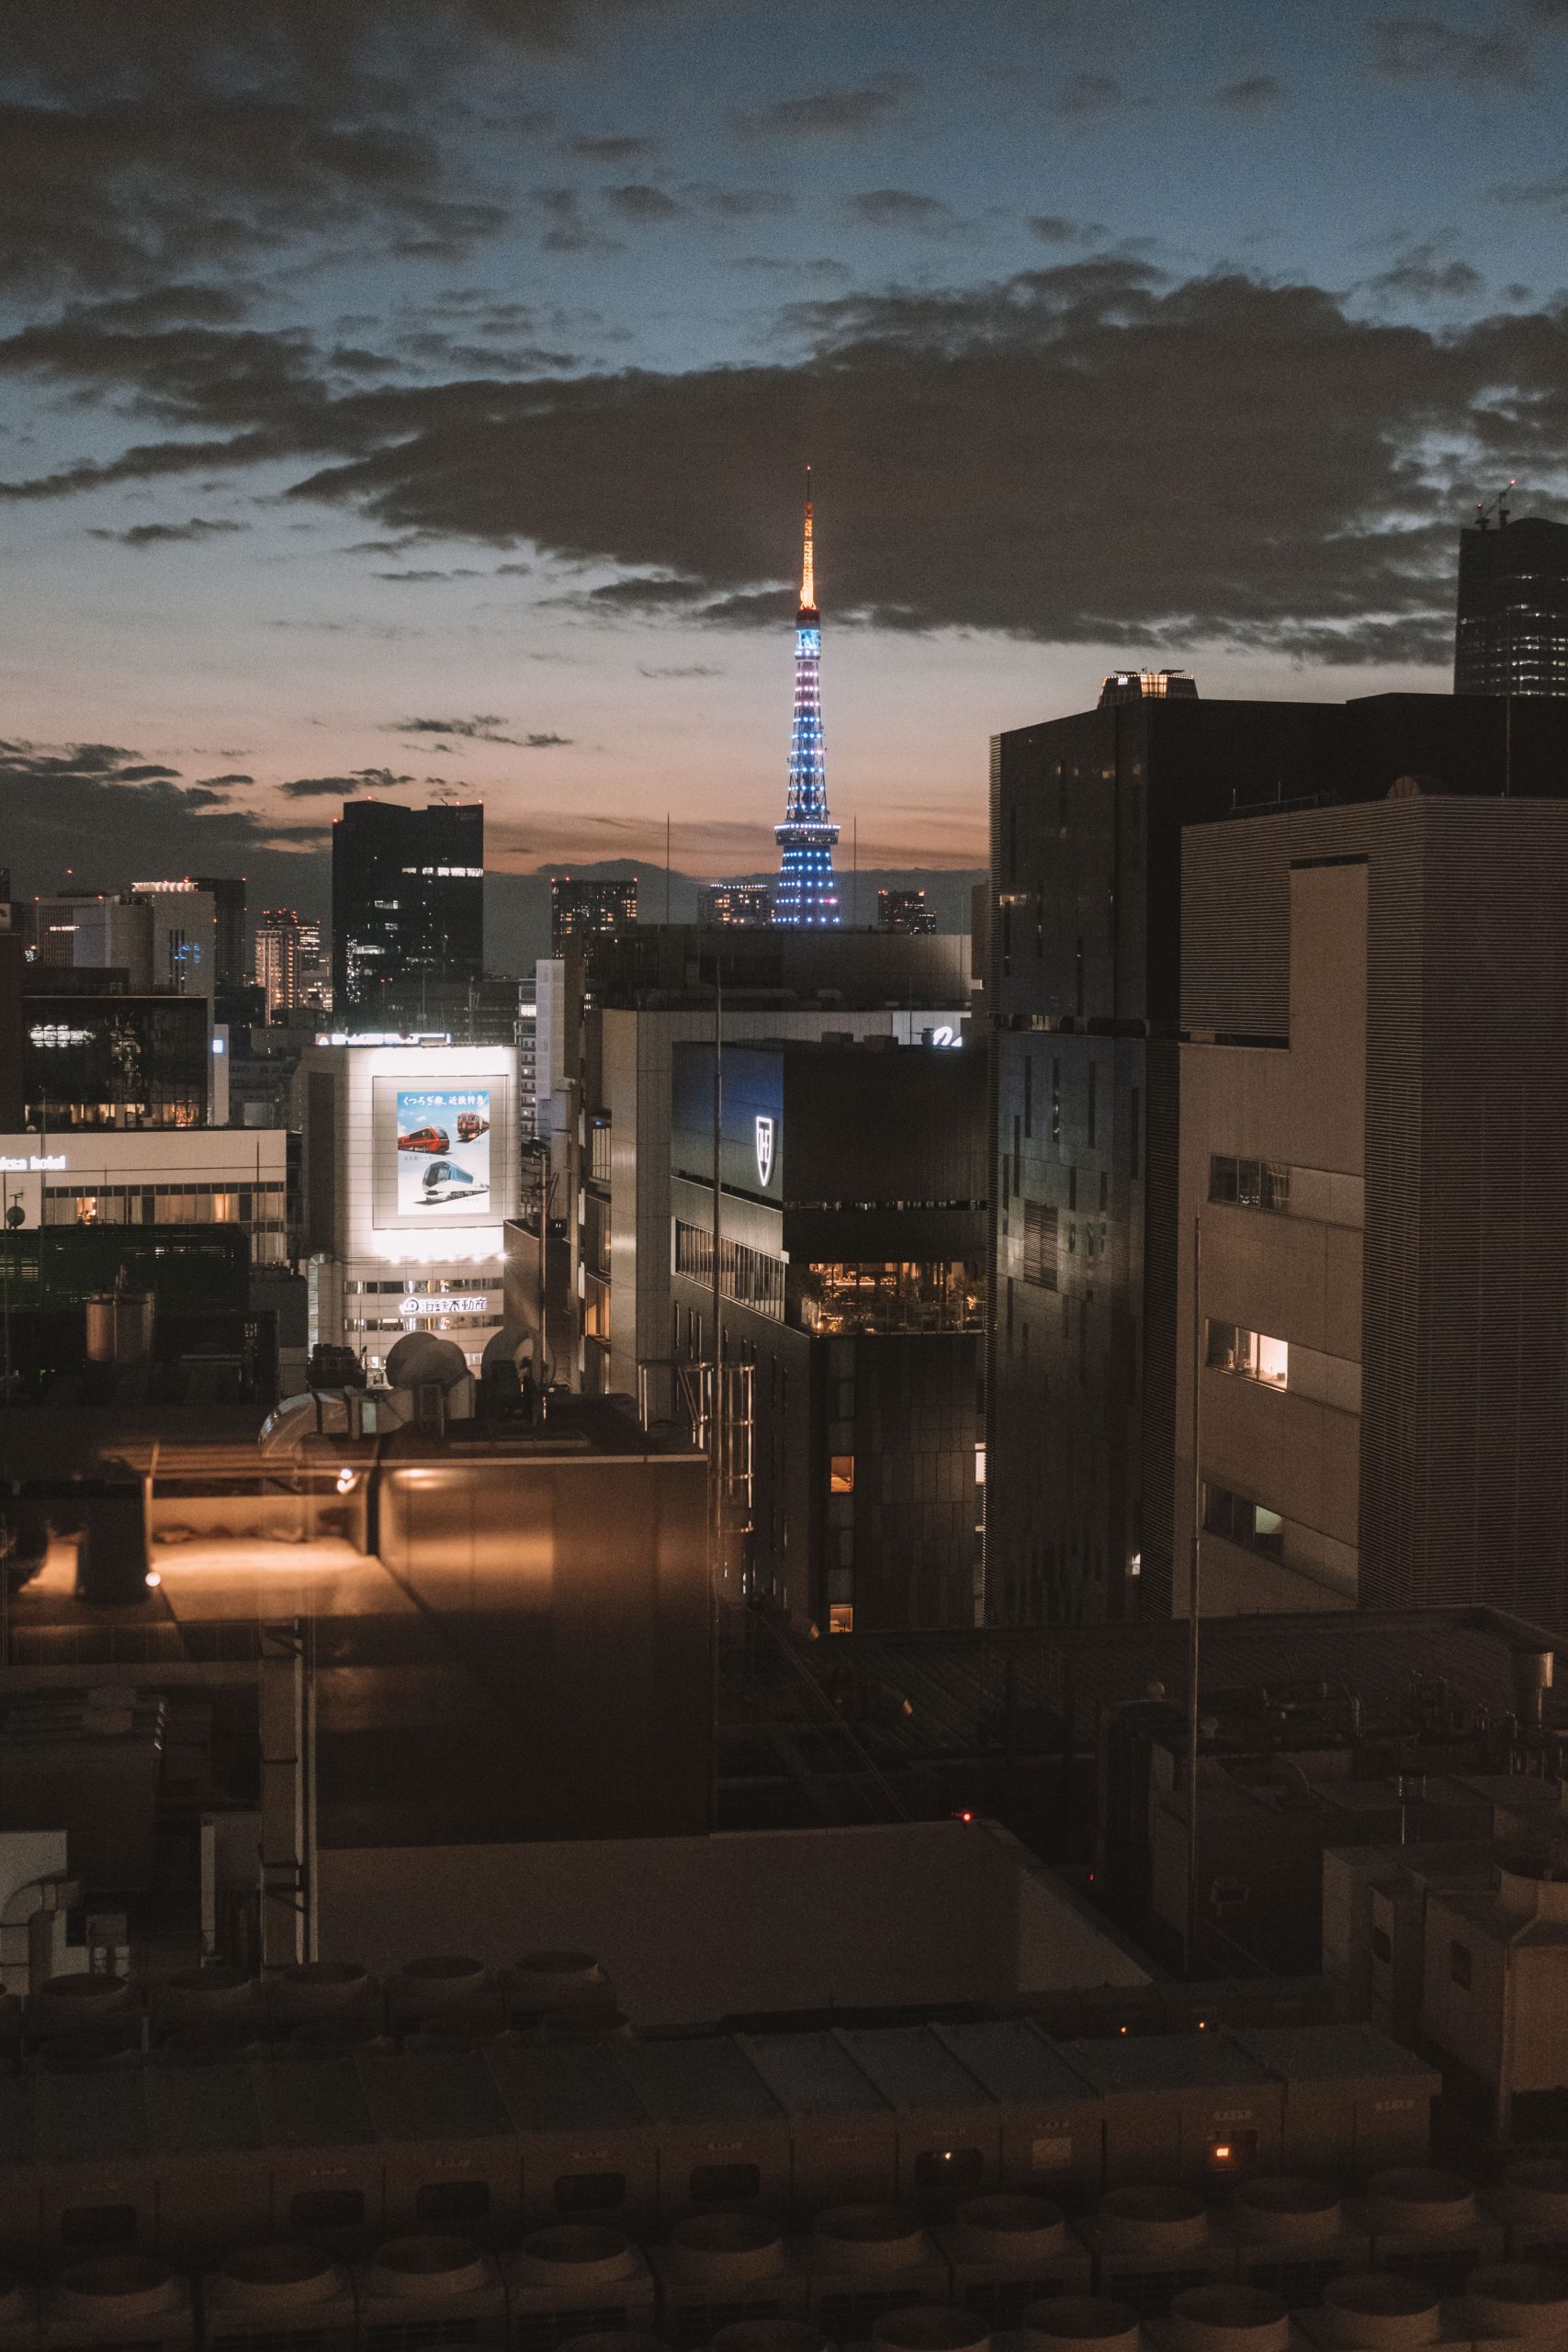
486, 2044, 650, 2134
146, 2062, 265, 2154
1235, 2024, 1440, 2086
935, 2019, 1100, 2107
617, 2039, 785, 2128
739, 2031, 889, 2118
836, 2027, 992, 2114
255, 2056, 377, 2148
357, 2051, 512, 2141
1059, 2032, 1274, 2096
31, 2071, 148, 2163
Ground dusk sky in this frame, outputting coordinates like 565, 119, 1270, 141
6, 0, 1568, 910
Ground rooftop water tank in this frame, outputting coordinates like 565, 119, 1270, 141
1317, 2274, 1442, 2348
1360, 2169, 1475, 2236
1096, 2185, 1209, 2257
1021, 2296, 1142, 2352
1228, 2177, 1343, 2246
809, 2208, 929, 2275
1170, 2285, 1291, 2352
945, 2195, 1068, 2267
1465, 2264, 1568, 2341
871, 2311, 991, 2352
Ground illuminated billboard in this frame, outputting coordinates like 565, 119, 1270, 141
388, 1085, 493, 1226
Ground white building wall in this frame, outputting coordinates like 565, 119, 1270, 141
305, 1042, 520, 1373
1175, 863, 1367, 1616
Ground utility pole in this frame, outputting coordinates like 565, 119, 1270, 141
709, 964, 724, 1576
1185, 1213, 1204, 1974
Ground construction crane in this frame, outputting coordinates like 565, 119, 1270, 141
1474, 479, 1517, 530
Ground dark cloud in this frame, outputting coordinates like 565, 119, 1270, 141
391, 713, 556, 744
1495, 165, 1568, 209
844, 189, 962, 236
604, 183, 682, 222
196, 772, 255, 786
1212, 74, 1285, 110
1370, 16, 1534, 86
0, 1, 669, 293
0, 737, 321, 897
689, 186, 794, 220
568, 132, 662, 162
1055, 74, 1149, 118
530, 187, 622, 252
86, 514, 248, 547
1366, 245, 1484, 300
735, 74, 916, 137
1029, 215, 1080, 243
278, 766, 412, 800
10, 255, 1568, 662
638, 663, 722, 677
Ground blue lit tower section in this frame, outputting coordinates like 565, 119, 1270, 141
773, 473, 841, 926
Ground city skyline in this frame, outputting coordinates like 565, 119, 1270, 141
6, 2, 1568, 898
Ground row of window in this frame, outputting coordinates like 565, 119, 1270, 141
1202, 1479, 1284, 1561
1206, 1319, 1288, 1389
672, 1222, 786, 1317
1209, 1156, 1291, 1212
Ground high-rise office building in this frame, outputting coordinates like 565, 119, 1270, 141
987, 689, 1568, 1628
193, 876, 248, 992
565, 926, 971, 1403
550, 875, 637, 956
331, 800, 483, 1015
876, 888, 936, 935
773, 475, 840, 926
671, 1035, 987, 1632
700, 881, 773, 929
1176, 790, 1568, 1629
254, 908, 326, 1016
1455, 505, 1568, 697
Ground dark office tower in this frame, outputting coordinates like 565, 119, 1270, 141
194, 876, 247, 992
551, 876, 637, 956
1455, 507, 1568, 696
876, 888, 937, 935
987, 689, 1568, 1629
700, 880, 773, 929
331, 800, 483, 1014
1099, 669, 1198, 708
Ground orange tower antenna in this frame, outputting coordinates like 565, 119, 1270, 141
799, 464, 817, 616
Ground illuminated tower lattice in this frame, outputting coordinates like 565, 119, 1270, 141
773, 471, 841, 927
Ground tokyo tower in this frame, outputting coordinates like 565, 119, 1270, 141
773, 469, 841, 925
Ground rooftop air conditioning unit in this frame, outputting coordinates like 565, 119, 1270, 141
506, 2223, 656, 2352
201, 2245, 357, 2352
354, 2238, 507, 2352
39, 2256, 197, 2352
650, 2212, 807, 2349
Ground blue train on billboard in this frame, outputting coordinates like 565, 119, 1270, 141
395, 1088, 491, 1213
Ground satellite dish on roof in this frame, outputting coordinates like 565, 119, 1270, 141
385, 1332, 469, 1392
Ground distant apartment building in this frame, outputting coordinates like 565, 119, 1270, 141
32, 883, 218, 998
875, 888, 936, 935
699, 880, 773, 929
1174, 787, 1568, 1626
193, 875, 248, 991
254, 908, 328, 1016
551, 874, 637, 956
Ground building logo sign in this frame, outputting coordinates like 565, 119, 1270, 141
398, 1294, 491, 1317
754, 1114, 775, 1188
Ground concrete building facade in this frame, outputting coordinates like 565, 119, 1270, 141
987, 690, 1568, 1627
1175, 789, 1568, 1623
